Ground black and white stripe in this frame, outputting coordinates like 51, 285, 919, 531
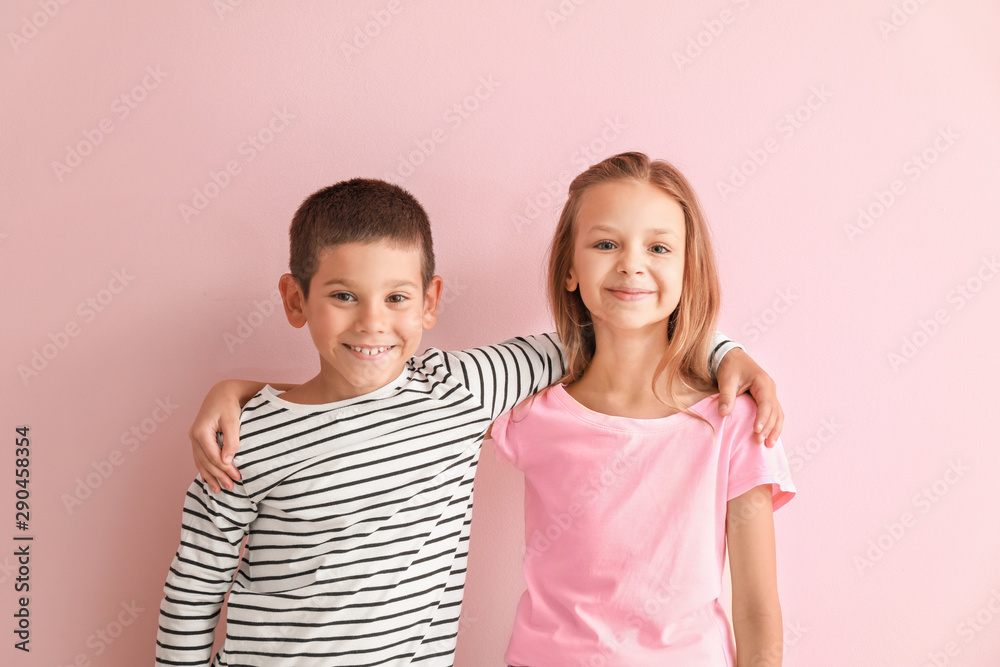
156, 331, 733, 666
156, 335, 565, 666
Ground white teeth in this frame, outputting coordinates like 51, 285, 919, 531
350, 346, 391, 355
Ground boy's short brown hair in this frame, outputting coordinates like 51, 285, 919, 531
289, 179, 435, 298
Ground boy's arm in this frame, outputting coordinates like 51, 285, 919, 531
450, 333, 566, 422
708, 330, 744, 375
726, 484, 783, 667
156, 476, 257, 665
190, 380, 298, 493
459, 331, 782, 448
712, 332, 783, 448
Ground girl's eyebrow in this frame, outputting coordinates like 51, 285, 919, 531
587, 224, 680, 238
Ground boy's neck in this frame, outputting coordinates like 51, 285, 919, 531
278, 363, 408, 405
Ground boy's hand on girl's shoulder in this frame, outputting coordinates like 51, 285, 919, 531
715, 348, 784, 448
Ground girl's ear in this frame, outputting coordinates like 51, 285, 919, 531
565, 267, 578, 292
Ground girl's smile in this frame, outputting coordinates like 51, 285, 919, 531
605, 286, 657, 301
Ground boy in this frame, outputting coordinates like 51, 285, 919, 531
156, 179, 781, 666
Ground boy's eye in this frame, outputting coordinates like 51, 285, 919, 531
330, 292, 355, 302
386, 294, 407, 303
595, 241, 617, 250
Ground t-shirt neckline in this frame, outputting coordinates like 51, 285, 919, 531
550, 382, 719, 432
260, 365, 410, 413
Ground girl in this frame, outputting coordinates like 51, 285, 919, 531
490, 152, 795, 666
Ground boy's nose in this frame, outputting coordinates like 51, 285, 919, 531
357, 304, 388, 333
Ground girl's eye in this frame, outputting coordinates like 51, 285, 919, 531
330, 292, 355, 302
650, 244, 670, 254
387, 294, 407, 303
595, 241, 617, 250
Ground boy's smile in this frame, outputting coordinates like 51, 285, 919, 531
279, 240, 442, 403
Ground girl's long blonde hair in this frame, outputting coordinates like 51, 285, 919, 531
548, 151, 721, 417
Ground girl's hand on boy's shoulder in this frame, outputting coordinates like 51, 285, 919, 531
716, 349, 783, 448
189, 380, 248, 493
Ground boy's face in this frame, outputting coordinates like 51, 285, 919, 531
281, 240, 442, 400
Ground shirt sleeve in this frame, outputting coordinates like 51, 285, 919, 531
709, 330, 743, 378
489, 408, 517, 467
449, 333, 566, 422
155, 476, 258, 666
726, 396, 796, 511
447, 330, 738, 419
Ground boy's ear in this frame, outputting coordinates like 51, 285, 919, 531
279, 273, 308, 328
421, 275, 444, 330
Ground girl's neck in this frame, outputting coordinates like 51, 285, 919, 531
565, 323, 715, 419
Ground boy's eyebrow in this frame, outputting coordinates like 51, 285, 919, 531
323, 278, 420, 289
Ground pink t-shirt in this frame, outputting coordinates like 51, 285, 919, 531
490, 385, 795, 667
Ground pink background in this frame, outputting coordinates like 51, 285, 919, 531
3, 1, 999, 665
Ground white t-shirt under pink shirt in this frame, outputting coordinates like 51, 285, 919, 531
490, 385, 796, 667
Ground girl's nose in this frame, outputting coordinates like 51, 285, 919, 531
617, 247, 645, 275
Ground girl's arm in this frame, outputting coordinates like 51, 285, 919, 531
190, 379, 298, 493
727, 484, 783, 667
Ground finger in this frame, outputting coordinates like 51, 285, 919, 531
764, 407, 784, 449
190, 426, 227, 484
193, 447, 221, 493
192, 421, 238, 482
194, 445, 233, 493
759, 409, 779, 448
219, 416, 242, 476
716, 375, 740, 416
752, 399, 772, 443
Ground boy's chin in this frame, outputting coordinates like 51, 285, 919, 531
343, 362, 407, 391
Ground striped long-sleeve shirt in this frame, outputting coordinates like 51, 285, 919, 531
156, 332, 739, 667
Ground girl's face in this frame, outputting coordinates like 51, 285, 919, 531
566, 179, 686, 337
